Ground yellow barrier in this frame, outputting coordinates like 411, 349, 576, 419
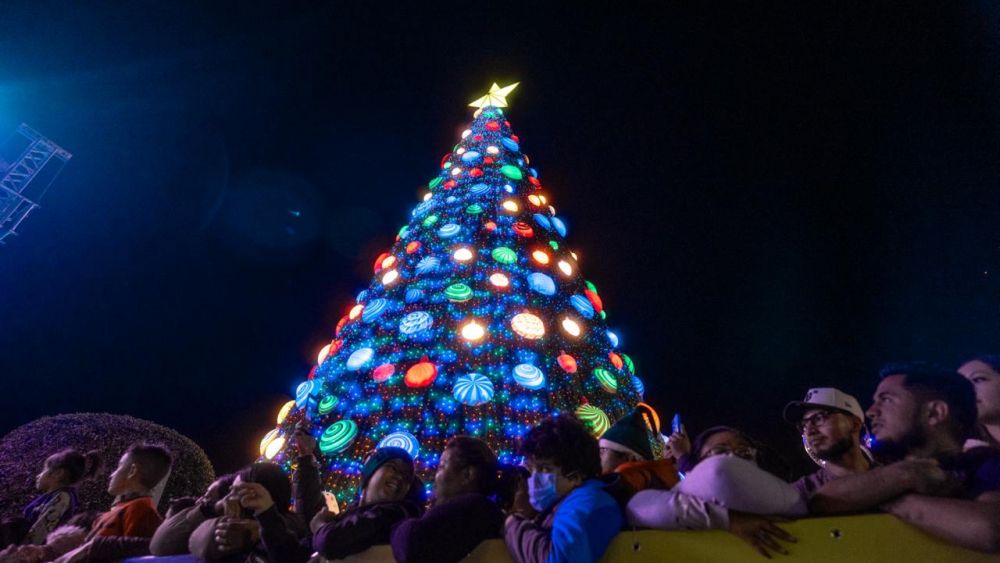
338, 514, 995, 562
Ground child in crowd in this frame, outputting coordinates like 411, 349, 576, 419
599, 406, 679, 497
49, 443, 173, 563
391, 436, 520, 563
504, 414, 624, 563
1, 449, 101, 548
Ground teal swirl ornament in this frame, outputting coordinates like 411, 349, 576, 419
319, 420, 358, 454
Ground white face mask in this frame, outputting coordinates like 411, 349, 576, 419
527, 471, 559, 512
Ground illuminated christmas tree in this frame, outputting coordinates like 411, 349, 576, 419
258, 83, 645, 504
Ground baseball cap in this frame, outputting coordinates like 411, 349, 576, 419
783, 387, 865, 424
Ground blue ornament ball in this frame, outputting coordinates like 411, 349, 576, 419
551, 217, 567, 237
569, 295, 595, 319
452, 373, 494, 406
527, 272, 556, 296
513, 363, 545, 390
399, 311, 434, 335
415, 256, 440, 275
438, 224, 461, 238
346, 347, 374, 371
362, 298, 389, 323
533, 214, 552, 231
378, 431, 420, 459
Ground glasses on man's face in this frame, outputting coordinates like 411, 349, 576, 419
702, 445, 757, 461
797, 410, 833, 434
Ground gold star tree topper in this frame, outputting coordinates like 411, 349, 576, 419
468, 82, 520, 108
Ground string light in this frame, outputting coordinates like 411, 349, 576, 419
460, 320, 486, 341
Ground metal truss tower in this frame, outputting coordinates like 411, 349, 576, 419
0, 124, 72, 244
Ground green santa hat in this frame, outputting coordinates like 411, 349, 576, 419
599, 407, 657, 461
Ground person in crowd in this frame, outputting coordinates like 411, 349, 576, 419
504, 414, 623, 563
391, 436, 519, 562
148, 473, 236, 555
0, 512, 101, 563
958, 354, 1000, 449
164, 423, 319, 560
783, 388, 874, 499
50, 443, 173, 563
627, 426, 801, 558
188, 461, 305, 561
239, 446, 425, 563
599, 406, 679, 496
0, 449, 101, 548
809, 362, 1000, 553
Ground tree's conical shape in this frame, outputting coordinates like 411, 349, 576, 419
258, 97, 644, 504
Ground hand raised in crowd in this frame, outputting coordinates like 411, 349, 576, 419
213, 517, 260, 554
727, 511, 796, 559
664, 424, 691, 460
233, 481, 275, 515
291, 422, 318, 457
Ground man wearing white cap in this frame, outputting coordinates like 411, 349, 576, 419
783, 387, 873, 500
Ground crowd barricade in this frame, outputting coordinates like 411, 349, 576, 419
124, 514, 996, 563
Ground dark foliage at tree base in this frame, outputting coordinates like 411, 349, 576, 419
0, 413, 215, 517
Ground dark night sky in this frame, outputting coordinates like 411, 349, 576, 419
2, 2, 999, 475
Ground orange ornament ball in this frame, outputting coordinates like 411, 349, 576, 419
609, 352, 624, 370
405, 359, 438, 388
406, 241, 422, 254
557, 351, 578, 373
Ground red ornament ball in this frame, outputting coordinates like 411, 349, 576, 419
528, 177, 541, 188
469, 168, 484, 178
406, 241, 421, 254
485, 122, 500, 131
513, 222, 534, 238
585, 289, 604, 313
485, 221, 498, 232
373, 363, 395, 383
483, 156, 495, 165
443, 179, 457, 190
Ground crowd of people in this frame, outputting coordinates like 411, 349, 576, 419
1, 356, 998, 562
